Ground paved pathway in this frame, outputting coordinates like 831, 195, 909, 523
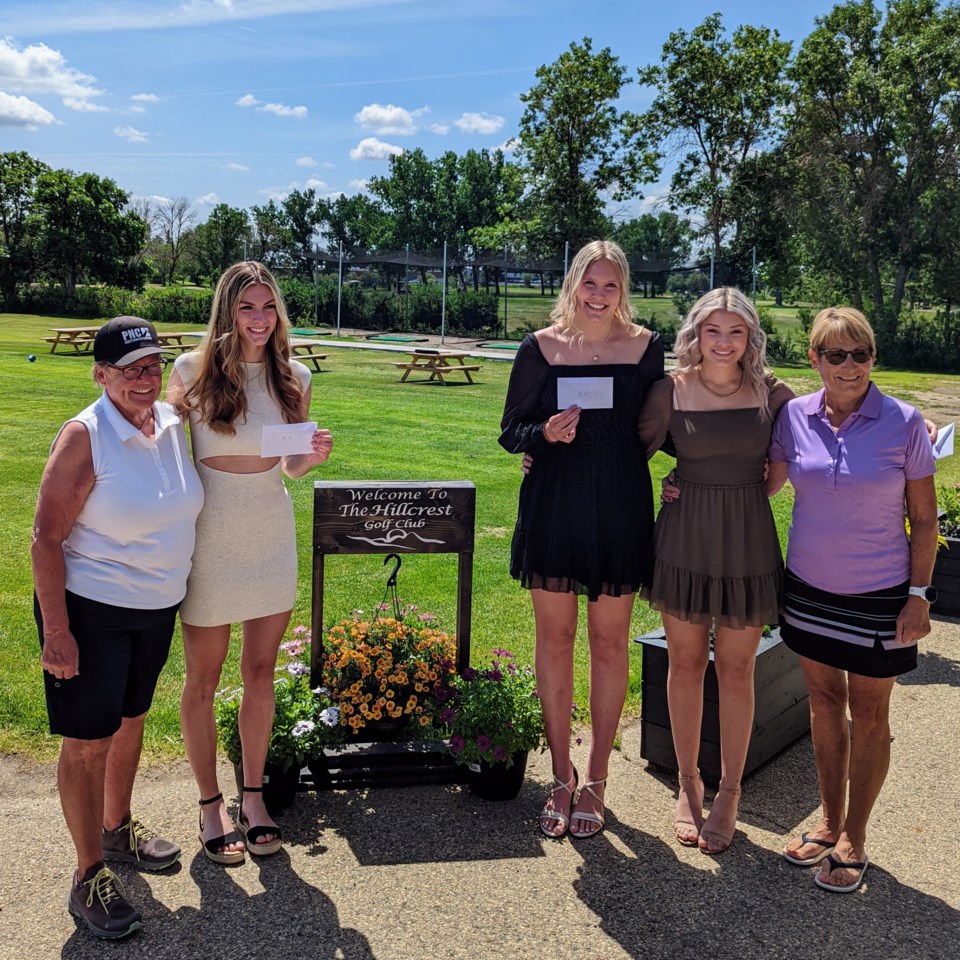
2, 620, 957, 959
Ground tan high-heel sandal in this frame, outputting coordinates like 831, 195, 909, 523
699, 783, 741, 855
674, 770, 704, 847
539, 768, 578, 838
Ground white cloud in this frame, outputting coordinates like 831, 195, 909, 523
427, 123, 449, 135
0, 38, 103, 107
496, 137, 518, 154
349, 178, 370, 191
454, 112, 505, 135
131, 93, 160, 102
226, 162, 249, 171
180, 0, 235, 15
261, 101, 307, 118
237, 94, 306, 118
197, 192, 220, 206
0, 91, 56, 127
305, 177, 328, 190
354, 103, 418, 136
296, 156, 317, 167
350, 137, 403, 161
64, 96, 108, 113
127, 104, 146, 114
114, 125, 148, 142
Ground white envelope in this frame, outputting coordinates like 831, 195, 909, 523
557, 376, 613, 410
261, 421, 317, 456
933, 422, 955, 460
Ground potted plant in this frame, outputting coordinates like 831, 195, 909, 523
437, 649, 547, 800
320, 604, 458, 740
933, 483, 960, 615
214, 625, 341, 812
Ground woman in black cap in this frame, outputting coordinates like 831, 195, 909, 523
32, 316, 204, 940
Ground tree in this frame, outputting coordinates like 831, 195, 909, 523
637, 14, 792, 281
787, 0, 960, 343
368, 148, 439, 256
0, 151, 50, 301
192, 204, 250, 282
282, 189, 323, 277
33, 168, 148, 293
249, 199, 292, 270
516, 38, 658, 253
155, 196, 197, 285
317, 193, 387, 254
613, 212, 692, 295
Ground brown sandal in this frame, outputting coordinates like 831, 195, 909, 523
699, 783, 741, 855
674, 770, 704, 847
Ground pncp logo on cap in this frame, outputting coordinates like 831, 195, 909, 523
122, 327, 152, 344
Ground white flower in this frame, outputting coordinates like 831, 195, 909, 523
292, 720, 316, 738
318, 707, 340, 727
286, 661, 309, 677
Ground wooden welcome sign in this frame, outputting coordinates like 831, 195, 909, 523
310, 480, 476, 682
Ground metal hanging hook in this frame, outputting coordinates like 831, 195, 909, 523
383, 553, 402, 587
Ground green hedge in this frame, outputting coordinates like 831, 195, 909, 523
6, 278, 500, 337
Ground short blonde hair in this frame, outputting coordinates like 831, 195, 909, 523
550, 240, 638, 339
675, 287, 773, 419
809, 307, 877, 356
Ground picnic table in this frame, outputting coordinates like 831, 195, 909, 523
392, 349, 480, 385
289, 338, 329, 372
156, 331, 199, 353
43, 326, 100, 354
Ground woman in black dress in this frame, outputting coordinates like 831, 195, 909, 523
499, 240, 663, 838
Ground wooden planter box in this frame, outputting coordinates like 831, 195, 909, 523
932, 536, 960, 616
635, 627, 810, 786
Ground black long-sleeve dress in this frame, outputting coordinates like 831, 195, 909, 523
499, 331, 664, 601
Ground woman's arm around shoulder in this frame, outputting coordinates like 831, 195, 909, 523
638, 375, 673, 460
31, 422, 95, 680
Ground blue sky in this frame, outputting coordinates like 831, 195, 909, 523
2, 0, 841, 222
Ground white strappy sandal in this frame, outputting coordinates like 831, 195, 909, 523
539, 768, 578, 838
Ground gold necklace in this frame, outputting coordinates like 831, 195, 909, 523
584, 324, 615, 362
697, 366, 744, 398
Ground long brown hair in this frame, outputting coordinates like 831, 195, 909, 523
183, 261, 304, 433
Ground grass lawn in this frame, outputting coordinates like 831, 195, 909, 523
2, 312, 956, 763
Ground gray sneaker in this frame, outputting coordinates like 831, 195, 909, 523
68, 864, 142, 940
102, 815, 181, 871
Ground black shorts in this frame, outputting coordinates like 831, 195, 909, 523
35, 591, 179, 740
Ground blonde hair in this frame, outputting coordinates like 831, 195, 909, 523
675, 287, 773, 420
549, 240, 641, 341
183, 261, 304, 433
809, 306, 877, 356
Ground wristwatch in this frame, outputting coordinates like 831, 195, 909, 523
908, 585, 938, 603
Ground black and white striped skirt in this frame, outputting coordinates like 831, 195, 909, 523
780, 569, 917, 678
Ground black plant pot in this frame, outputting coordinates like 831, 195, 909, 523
233, 760, 300, 815
466, 750, 528, 801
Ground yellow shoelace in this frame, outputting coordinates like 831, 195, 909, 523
83, 867, 125, 910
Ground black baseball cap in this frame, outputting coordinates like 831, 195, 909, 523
93, 316, 163, 365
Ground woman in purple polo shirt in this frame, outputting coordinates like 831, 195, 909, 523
767, 307, 937, 894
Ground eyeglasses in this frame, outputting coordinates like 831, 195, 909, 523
110, 359, 169, 380
818, 348, 873, 365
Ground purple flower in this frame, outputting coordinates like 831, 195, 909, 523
433, 686, 453, 703
461, 667, 478, 681
575, 737, 582, 746
286, 661, 309, 677
292, 625, 310, 636
505, 721, 515, 731
418, 612, 436, 622
491, 648, 513, 658
440, 707, 458, 723
507, 662, 517, 675
318, 707, 340, 727
532, 689, 540, 699
476, 734, 491, 752
493, 745, 507, 762
450, 735, 465, 753
485, 668, 503, 681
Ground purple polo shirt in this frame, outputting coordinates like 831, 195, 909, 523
768, 383, 935, 593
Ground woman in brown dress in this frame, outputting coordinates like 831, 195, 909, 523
639, 287, 793, 854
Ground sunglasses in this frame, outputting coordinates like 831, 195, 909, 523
818, 348, 873, 365
110, 358, 169, 380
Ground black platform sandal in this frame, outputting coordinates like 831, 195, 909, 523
237, 786, 283, 857
198, 793, 245, 865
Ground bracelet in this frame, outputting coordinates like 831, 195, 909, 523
542, 421, 557, 444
